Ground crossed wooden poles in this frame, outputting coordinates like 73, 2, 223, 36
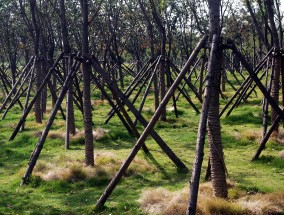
1, 35, 203, 207
104, 55, 202, 126
2, 35, 279, 210
225, 41, 284, 160
14, 43, 206, 183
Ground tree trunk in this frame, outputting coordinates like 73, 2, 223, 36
30, 0, 42, 123
207, 0, 228, 198
60, 0, 76, 149
80, 0, 94, 166
149, 0, 167, 120
265, 0, 281, 136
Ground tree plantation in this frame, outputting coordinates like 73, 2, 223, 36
0, 0, 284, 214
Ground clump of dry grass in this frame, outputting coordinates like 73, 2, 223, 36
242, 130, 261, 142
139, 182, 284, 215
278, 150, 284, 159
33, 131, 43, 138
93, 128, 109, 140
48, 131, 65, 139
139, 187, 174, 214
71, 127, 109, 141
238, 192, 284, 215
126, 158, 158, 176
33, 127, 109, 141
32, 152, 155, 182
203, 198, 245, 215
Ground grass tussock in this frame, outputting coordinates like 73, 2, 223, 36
32, 152, 155, 182
278, 150, 284, 159
238, 192, 284, 215
33, 127, 109, 141
127, 158, 158, 176
139, 182, 284, 215
203, 198, 245, 215
242, 130, 261, 142
276, 131, 284, 145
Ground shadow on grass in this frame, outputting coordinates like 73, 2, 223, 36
0, 190, 65, 214
222, 111, 262, 126
253, 155, 284, 169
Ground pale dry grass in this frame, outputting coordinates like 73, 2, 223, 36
33, 152, 156, 181
139, 187, 174, 214
267, 129, 284, 144
33, 127, 108, 141
127, 158, 158, 176
243, 130, 261, 142
278, 150, 284, 159
233, 130, 261, 143
139, 182, 284, 215
166, 106, 175, 112
238, 192, 284, 215
34, 157, 95, 181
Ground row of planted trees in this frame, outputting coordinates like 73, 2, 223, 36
0, 0, 283, 214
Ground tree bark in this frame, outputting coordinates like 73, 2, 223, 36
265, 0, 281, 136
207, 0, 228, 198
80, 0, 94, 166
30, 0, 42, 123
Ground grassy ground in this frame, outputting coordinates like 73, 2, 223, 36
0, 75, 284, 214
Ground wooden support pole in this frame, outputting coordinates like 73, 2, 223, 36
252, 112, 282, 161
89, 69, 150, 154
187, 34, 217, 215
9, 53, 64, 141
229, 42, 284, 119
219, 48, 273, 117
21, 59, 80, 185
104, 57, 160, 124
21, 69, 35, 131
0, 57, 34, 113
93, 35, 207, 210
1, 62, 35, 119
133, 66, 157, 125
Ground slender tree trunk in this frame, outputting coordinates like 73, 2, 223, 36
265, 0, 281, 136
80, 0, 94, 166
60, 0, 76, 149
207, 0, 228, 198
30, 0, 42, 123
138, 0, 159, 111
149, 0, 167, 120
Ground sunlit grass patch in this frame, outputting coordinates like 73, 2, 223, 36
279, 150, 284, 159
139, 182, 284, 215
30, 152, 157, 183
238, 192, 284, 215
202, 197, 245, 215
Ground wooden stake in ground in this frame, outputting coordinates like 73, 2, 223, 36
187, 34, 216, 215
9, 53, 64, 141
94, 35, 208, 210
21, 59, 80, 185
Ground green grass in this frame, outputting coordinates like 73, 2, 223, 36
0, 73, 283, 214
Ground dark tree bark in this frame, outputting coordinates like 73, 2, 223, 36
187, 35, 221, 215
207, 0, 228, 198
80, 0, 94, 166
59, 0, 76, 150
30, 0, 42, 123
149, 0, 167, 120
138, 0, 159, 111
265, 0, 281, 136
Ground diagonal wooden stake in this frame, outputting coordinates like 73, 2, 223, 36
228, 42, 284, 160
21, 58, 81, 185
92, 35, 208, 210
187, 34, 218, 215
9, 53, 64, 141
